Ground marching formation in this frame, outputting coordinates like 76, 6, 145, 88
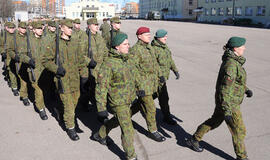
0, 17, 252, 160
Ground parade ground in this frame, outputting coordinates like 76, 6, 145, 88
0, 20, 269, 160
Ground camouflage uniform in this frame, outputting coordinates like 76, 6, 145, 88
151, 38, 179, 118
99, 20, 110, 39
42, 28, 88, 129
103, 17, 122, 49
96, 48, 143, 160
130, 40, 161, 132
193, 50, 249, 159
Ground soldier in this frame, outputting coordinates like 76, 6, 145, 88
5, 22, 20, 96
151, 29, 180, 125
18, 21, 48, 120
73, 18, 86, 41
42, 21, 47, 37
92, 33, 145, 160
104, 16, 122, 49
186, 37, 252, 160
99, 18, 110, 39
46, 20, 56, 39
42, 19, 89, 141
130, 27, 166, 142
16, 22, 31, 106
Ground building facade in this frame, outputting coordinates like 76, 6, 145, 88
197, 0, 270, 26
65, 0, 115, 20
122, 2, 139, 18
139, 0, 198, 20
42, 0, 65, 17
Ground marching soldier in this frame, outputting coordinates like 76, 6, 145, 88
42, 19, 89, 141
130, 27, 166, 142
46, 20, 56, 39
186, 37, 252, 160
151, 29, 180, 125
18, 21, 48, 120
104, 16, 122, 49
99, 18, 110, 39
73, 18, 86, 41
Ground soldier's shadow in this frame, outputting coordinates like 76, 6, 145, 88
154, 108, 235, 160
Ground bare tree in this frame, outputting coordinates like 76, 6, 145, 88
0, 0, 15, 20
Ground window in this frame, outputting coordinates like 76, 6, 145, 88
235, 7, 242, 16
218, 8, 224, 16
189, 9, 193, 15
218, 0, 224, 2
257, 6, 266, 16
205, 8, 209, 16
211, 0, 216, 2
211, 8, 216, 16
189, 0, 193, 5
205, 0, 209, 3
226, 7, 232, 16
245, 7, 253, 16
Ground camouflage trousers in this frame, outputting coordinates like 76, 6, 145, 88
18, 74, 28, 99
8, 61, 19, 89
193, 106, 247, 159
31, 82, 45, 111
153, 83, 171, 117
99, 105, 136, 160
59, 91, 80, 129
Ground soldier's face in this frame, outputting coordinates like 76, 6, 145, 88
48, 26, 56, 32
34, 28, 43, 36
112, 22, 121, 30
234, 45, 246, 56
18, 27, 26, 34
74, 23, 80, 29
61, 25, 72, 36
7, 27, 15, 33
157, 35, 167, 44
116, 39, 129, 54
138, 33, 151, 43
89, 24, 99, 34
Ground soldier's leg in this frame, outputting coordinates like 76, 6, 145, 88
158, 83, 170, 116
193, 106, 224, 141
140, 95, 157, 132
32, 82, 48, 120
226, 107, 247, 159
9, 66, 19, 95
19, 75, 30, 106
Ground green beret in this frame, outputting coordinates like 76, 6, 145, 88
155, 29, 167, 38
73, 18, 80, 24
48, 21, 56, 27
61, 19, 73, 28
112, 33, 128, 47
32, 21, 43, 29
227, 37, 246, 48
18, 22, 27, 29
5, 22, 16, 28
87, 18, 98, 25
110, 17, 121, 23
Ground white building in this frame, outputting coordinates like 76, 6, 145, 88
65, 0, 115, 20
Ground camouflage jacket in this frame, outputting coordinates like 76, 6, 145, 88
96, 48, 143, 112
82, 32, 108, 79
42, 35, 88, 93
130, 40, 161, 95
151, 39, 178, 80
73, 29, 87, 42
216, 50, 249, 116
18, 33, 47, 81
46, 30, 56, 40
99, 22, 110, 39
103, 28, 122, 49
6, 31, 18, 66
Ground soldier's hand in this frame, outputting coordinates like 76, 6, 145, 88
97, 111, 109, 124
136, 90, 145, 98
1, 52, 7, 61
159, 76, 166, 83
56, 66, 66, 78
89, 59, 97, 69
245, 90, 253, 98
80, 77, 89, 94
14, 54, 20, 62
28, 59, 35, 69
174, 71, 180, 80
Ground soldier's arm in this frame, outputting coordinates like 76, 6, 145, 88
7, 37, 16, 59
77, 42, 89, 78
99, 35, 109, 58
17, 40, 30, 63
220, 61, 237, 116
42, 42, 58, 73
95, 62, 112, 112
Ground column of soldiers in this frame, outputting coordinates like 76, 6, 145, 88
0, 17, 251, 160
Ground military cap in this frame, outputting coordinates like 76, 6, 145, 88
73, 18, 80, 24
110, 16, 121, 23
32, 21, 43, 29
136, 27, 150, 35
155, 29, 167, 38
227, 37, 246, 48
87, 18, 98, 25
4, 22, 16, 28
48, 20, 56, 27
112, 33, 128, 47
103, 18, 108, 21
61, 19, 73, 28
18, 22, 27, 29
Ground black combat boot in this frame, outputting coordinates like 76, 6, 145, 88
22, 98, 30, 106
163, 116, 177, 125
92, 132, 107, 145
12, 88, 19, 96
148, 131, 166, 142
186, 136, 204, 152
39, 109, 48, 120
67, 128, 79, 141
236, 158, 249, 160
